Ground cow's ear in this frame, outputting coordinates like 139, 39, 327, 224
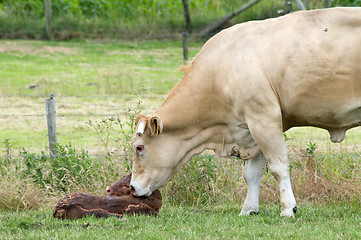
149, 116, 163, 135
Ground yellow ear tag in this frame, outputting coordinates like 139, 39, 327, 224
153, 125, 159, 135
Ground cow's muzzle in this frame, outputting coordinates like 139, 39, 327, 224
130, 180, 152, 197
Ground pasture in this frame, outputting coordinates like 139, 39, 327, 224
0, 40, 361, 239
1, 205, 361, 239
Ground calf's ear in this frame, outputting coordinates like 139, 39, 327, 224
149, 116, 163, 135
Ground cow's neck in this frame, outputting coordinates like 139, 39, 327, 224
154, 70, 232, 132
153, 69, 245, 164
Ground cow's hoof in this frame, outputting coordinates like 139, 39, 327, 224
280, 206, 297, 218
239, 209, 259, 216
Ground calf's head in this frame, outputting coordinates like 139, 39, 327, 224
106, 173, 132, 197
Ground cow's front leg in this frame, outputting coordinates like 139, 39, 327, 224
268, 155, 297, 217
253, 134, 297, 217
240, 152, 266, 216
245, 101, 297, 217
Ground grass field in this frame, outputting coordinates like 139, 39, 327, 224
1, 39, 361, 238
0, 39, 200, 153
1, 204, 361, 239
0, 40, 195, 96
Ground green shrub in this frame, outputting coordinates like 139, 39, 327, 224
331, 0, 361, 6
164, 155, 244, 206
1, 0, 349, 40
20, 144, 103, 192
167, 156, 217, 205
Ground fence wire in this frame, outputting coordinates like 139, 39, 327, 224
0, 94, 163, 156
0, 94, 360, 160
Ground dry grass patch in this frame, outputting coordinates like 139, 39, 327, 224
0, 41, 77, 56
0, 176, 47, 211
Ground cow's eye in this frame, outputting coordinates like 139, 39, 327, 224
135, 145, 145, 154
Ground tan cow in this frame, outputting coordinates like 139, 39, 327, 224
130, 7, 361, 217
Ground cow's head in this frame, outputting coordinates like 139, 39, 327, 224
130, 114, 188, 196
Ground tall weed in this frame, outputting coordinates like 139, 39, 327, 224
0, 148, 46, 210
20, 144, 103, 192
0, 176, 46, 210
86, 99, 142, 173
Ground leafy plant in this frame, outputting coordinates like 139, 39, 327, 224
2, 138, 12, 164
21, 150, 49, 188
21, 144, 102, 192
331, 0, 361, 6
166, 156, 220, 205
283, 133, 292, 141
306, 140, 317, 155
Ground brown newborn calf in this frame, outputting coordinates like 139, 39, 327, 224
53, 173, 162, 220
105, 172, 133, 196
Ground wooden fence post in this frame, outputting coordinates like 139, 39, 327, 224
284, 0, 292, 14
325, 0, 330, 8
45, 0, 52, 39
182, 0, 190, 62
182, 0, 191, 33
46, 94, 57, 158
182, 32, 189, 62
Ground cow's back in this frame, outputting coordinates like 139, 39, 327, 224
267, 8, 361, 130
195, 7, 361, 133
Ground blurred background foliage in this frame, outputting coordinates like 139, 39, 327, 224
0, 0, 359, 40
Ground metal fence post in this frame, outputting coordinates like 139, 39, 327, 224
46, 94, 57, 158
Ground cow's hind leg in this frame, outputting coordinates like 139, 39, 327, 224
240, 152, 266, 216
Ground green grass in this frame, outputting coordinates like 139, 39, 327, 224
0, 40, 202, 96
0, 39, 202, 152
1, 204, 360, 239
